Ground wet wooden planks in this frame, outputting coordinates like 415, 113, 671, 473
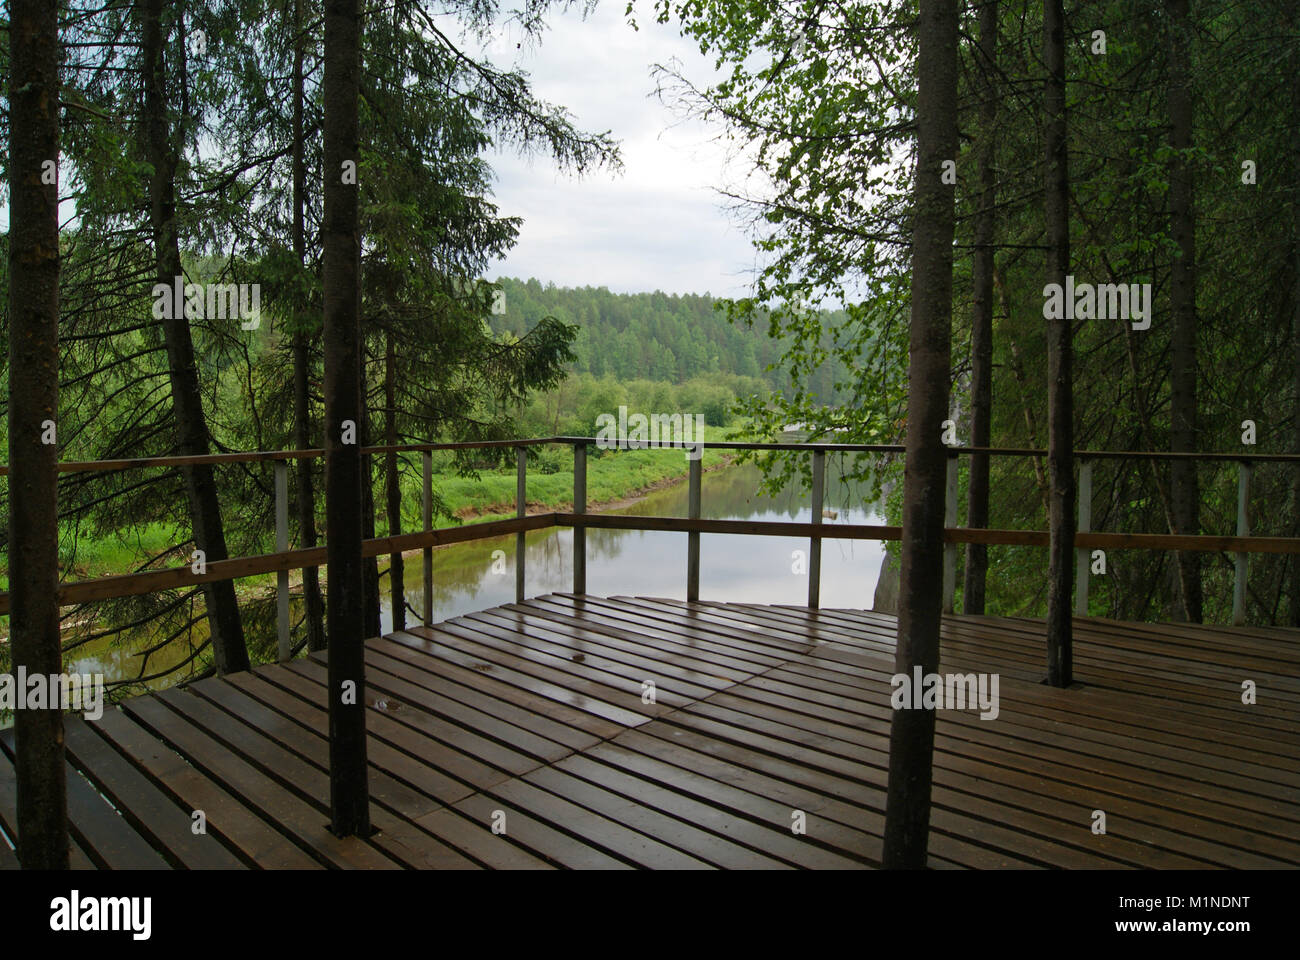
0, 594, 1295, 869
648, 597, 1300, 867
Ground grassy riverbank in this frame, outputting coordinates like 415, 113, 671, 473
438, 446, 731, 521
0, 446, 733, 592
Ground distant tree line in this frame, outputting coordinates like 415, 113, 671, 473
489, 276, 853, 402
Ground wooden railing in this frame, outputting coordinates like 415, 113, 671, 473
2, 439, 1298, 642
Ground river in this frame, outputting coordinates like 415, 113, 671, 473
381, 459, 888, 631
50, 460, 888, 696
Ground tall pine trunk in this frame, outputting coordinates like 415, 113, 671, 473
8, 0, 69, 870
141, 0, 249, 676
882, 0, 958, 870
1168, 0, 1202, 622
323, 0, 371, 836
1043, 0, 1074, 686
385, 332, 406, 632
292, 0, 327, 653
964, 0, 998, 615
360, 348, 382, 639
1292, 30, 1300, 626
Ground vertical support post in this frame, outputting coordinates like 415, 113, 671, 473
1233, 460, 1251, 625
573, 442, 587, 595
8, 0, 68, 867
321, 0, 370, 837
942, 454, 959, 613
687, 455, 702, 602
275, 460, 291, 661
422, 450, 433, 626
516, 446, 527, 603
808, 450, 825, 608
1075, 459, 1092, 617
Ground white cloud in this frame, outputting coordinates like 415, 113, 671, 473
477, 4, 759, 297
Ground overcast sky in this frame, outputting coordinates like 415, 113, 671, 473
472, 4, 760, 298
1, 6, 757, 299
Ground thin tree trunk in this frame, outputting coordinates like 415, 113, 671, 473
1119, 270, 1191, 618
1292, 40, 1300, 626
1043, 0, 1074, 687
385, 332, 406, 632
356, 154, 380, 638
359, 344, 382, 639
323, 0, 370, 837
141, 0, 249, 676
964, 0, 998, 615
8, 0, 69, 870
1008, 343, 1049, 507
996, 269, 1050, 512
292, 0, 327, 653
1168, 0, 1201, 623
882, 0, 958, 870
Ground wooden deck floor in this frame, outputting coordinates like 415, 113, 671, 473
1, 594, 1297, 869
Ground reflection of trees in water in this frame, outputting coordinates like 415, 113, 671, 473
70, 464, 887, 689
631, 461, 881, 523
383, 462, 885, 621
385, 524, 639, 620
388, 522, 653, 614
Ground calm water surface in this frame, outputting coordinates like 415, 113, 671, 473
44, 461, 888, 696
380, 460, 888, 632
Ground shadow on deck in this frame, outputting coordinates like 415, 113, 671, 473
2, 594, 1297, 869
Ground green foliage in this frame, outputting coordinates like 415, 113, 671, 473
647, 0, 1300, 624
509, 369, 762, 439
0, 0, 620, 683
488, 276, 854, 400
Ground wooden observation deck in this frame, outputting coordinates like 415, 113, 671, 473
3, 593, 1296, 869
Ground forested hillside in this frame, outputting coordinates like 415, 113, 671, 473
489, 276, 850, 401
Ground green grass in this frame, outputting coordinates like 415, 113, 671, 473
420, 446, 729, 524
0, 448, 729, 593
59, 522, 182, 578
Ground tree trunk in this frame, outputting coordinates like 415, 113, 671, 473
359, 345, 382, 639
964, 0, 998, 615
8, 0, 69, 870
1292, 31, 1300, 626
1043, 0, 1074, 687
292, 0, 327, 653
882, 0, 958, 870
141, 0, 249, 676
323, 0, 370, 837
1168, 0, 1201, 623
385, 332, 406, 632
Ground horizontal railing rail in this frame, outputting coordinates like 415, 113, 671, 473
9, 437, 1300, 478
1, 438, 1296, 634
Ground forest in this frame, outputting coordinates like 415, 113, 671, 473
643, 0, 1300, 632
0, 0, 1295, 698
489, 275, 851, 398
1, 1, 631, 685
3, 0, 1300, 869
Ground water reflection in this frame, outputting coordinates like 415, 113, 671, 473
380, 461, 887, 632
38, 462, 888, 699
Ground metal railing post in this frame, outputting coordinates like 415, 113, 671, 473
687, 455, 702, 602
1233, 460, 1251, 625
573, 442, 587, 595
808, 450, 825, 608
516, 447, 527, 603
1076, 458, 1092, 617
942, 453, 959, 613
275, 459, 290, 661
422, 450, 433, 626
